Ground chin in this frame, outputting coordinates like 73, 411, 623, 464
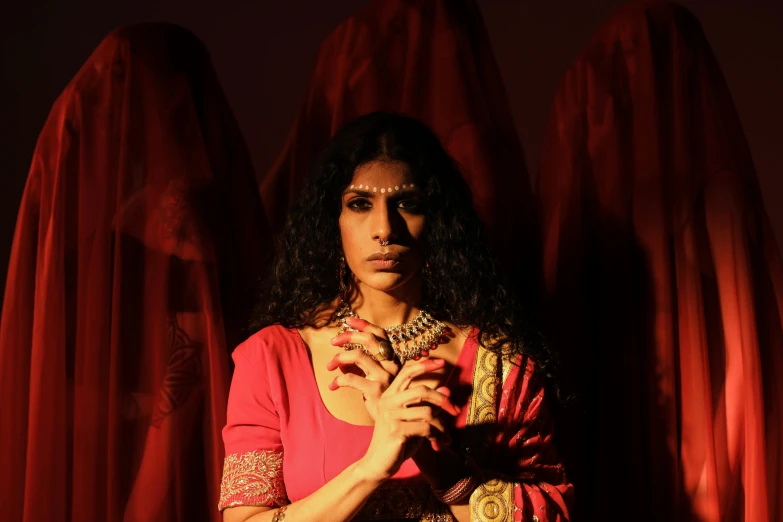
360, 271, 416, 293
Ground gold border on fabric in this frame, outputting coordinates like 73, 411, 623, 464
218, 449, 287, 510
469, 479, 515, 521
466, 345, 500, 426
466, 344, 517, 521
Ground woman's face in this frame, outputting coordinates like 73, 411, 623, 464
339, 160, 427, 296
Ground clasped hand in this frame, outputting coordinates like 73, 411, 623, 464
328, 316, 460, 482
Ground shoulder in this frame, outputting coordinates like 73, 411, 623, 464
231, 324, 300, 363
443, 322, 476, 347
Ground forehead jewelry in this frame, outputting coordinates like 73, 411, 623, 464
350, 183, 415, 193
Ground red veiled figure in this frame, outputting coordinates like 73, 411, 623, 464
261, 0, 535, 283
537, 1, 783, 520
0, 24, 269, 522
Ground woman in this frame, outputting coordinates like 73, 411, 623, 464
220, 112, 571, 521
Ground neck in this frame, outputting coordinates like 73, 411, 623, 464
350, 280, 422, 328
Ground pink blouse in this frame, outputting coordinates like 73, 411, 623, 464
219, 325, 572, 521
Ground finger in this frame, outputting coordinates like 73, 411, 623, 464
431, 386, 452, 416
327, 351, 391, 384
332, 332, 399, 368
379, 357, 402, 378
435, 386, 451, 398
387, 358, 445, 394
395, 419, 449, 443
390, 406, 446, 432
397, 407, 451, 446
330, 331, 379, 349
344, 316, 388, 340
388, 385, 461, 416
329, 372, 383, 399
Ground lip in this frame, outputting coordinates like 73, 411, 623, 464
370, 259, 398, 269
366, 252, 403, 261
366, 251, 404, 270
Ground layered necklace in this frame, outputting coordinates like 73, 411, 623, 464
336, 301, 446, 364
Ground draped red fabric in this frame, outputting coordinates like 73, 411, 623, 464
0, 24, 269, 522
260, 0, 534, 279
537, 1, 783, 520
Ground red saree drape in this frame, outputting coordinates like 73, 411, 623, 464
537, 1, 783, 520
0, 24, 269, 522
260, 0, 534, 280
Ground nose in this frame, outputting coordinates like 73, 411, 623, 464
370, 200, 396, 245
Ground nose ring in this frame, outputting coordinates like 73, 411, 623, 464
378, 239, 390, 247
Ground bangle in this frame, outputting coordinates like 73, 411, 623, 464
432, 474, 480, 504
271, 505, 288, 521
432, 455, 480, 505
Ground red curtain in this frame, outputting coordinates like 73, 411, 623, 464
0, 24, 269, 522
537, 1, 783, 520
260, 0, 535, 282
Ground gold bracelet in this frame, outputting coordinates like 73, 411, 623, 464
432, 474, 480, 504
271, 505, 288, 521
431, 454, 480, 505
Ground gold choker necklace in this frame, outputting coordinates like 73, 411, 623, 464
336, 302, 446, 364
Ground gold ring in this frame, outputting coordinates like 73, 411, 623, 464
376, 340, 395, 361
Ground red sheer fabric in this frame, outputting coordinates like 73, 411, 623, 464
0, 24, 269, 522
260, 0, 534, 277
537, 1, 783, 520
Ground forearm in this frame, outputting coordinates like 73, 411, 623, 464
226, 459, 383, 522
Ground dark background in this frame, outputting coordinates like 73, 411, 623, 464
2, 0, 781, 303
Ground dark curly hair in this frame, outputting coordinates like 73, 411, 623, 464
251, 112, 557, 385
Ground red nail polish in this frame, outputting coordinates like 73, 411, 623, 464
328, 378, 339, 391
436, 386, 451, 397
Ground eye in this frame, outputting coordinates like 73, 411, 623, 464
346, 198, 371, 212
397, 199, 423, 213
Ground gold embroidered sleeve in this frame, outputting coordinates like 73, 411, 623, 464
218, 450, 287, 511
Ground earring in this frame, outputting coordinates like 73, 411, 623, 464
338, 256, 347, 300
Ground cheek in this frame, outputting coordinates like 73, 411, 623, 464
339, 215, 363, 261
408, 216, 427, 242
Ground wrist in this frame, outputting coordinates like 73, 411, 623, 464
352, 458, 390, 489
